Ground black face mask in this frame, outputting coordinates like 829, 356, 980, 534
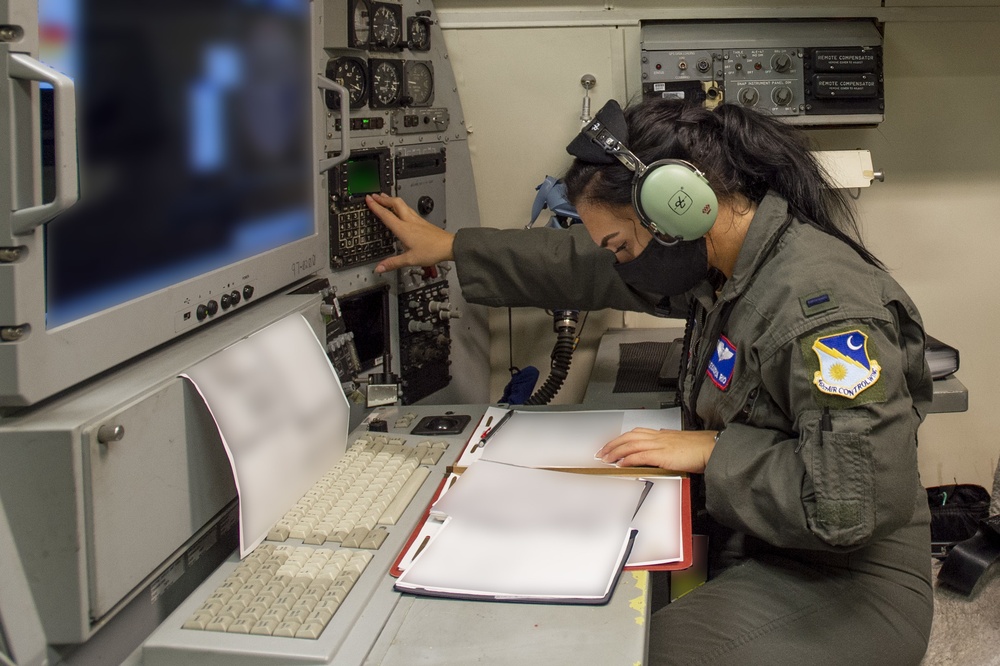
613, 236, 709, 298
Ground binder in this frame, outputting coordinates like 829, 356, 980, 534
925, 334, 960, 380
393, 461, 648, 604
392, 408, 694, 601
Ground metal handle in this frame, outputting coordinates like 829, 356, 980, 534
8, 53, 79, 236
316, 74, 351, 173
97, 424, 125, 444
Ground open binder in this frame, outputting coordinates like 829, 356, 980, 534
393, 461, 648, 604
392, 408, 694, 604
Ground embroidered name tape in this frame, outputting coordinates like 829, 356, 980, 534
707, 334, 737, 390
811, 330, 881, 399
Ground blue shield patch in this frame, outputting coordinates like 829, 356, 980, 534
811, 330, 881, 399
706, 334, 737, 390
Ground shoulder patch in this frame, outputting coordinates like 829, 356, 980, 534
706, 334, 737, 390
800, 327, 886, 406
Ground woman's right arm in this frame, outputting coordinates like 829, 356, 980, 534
367, 193, 656, 313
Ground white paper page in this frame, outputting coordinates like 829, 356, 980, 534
430, 459, 646, 526
468, 408, 680, 469
181, 314, 349, 557
479, 411, 625, 468
398, 461, 647, 600
628, 477, 684, 566
395, 467, 684, 571
395, 517, 633, 600
621, 408, 682, 433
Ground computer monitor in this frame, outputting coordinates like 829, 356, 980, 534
0, 0, 327, 407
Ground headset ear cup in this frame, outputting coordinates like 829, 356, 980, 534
634, 161, 719, 241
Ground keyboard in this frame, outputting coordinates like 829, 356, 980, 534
141, 405, 482, 666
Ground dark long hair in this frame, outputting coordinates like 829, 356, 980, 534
564, 99, 884, 269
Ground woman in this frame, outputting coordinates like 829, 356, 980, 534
367, 98, 934, 664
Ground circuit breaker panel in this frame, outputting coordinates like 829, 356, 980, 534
318, 0, 488, 407
640, 20, 884, 125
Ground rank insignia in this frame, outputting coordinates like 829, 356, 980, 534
811, 330, 881, 399
706, 334, 737, 390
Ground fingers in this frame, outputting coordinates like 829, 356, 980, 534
366, 193, 407, 231
375, 254, 408, 274
595, 428, 714, 473
364, 193, 456, 273
596, 428, 661, 462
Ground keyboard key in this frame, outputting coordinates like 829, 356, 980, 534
378, 466, 431, 525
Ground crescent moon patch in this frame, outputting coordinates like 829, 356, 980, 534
810, 329, 881, 400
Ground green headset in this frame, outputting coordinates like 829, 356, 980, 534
567, 99, 718, 243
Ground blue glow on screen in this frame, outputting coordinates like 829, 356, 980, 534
40, 0, 314, 329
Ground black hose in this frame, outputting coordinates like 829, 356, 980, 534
525, 311, 578, 406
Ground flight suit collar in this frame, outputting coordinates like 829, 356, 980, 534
717, 191, 791, 303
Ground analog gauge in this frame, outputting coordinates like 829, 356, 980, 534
370, 3, 402, 49
407, 16, 431, 51
349, 0, 371, 48
369, 59, 403, 108
326, 57, 368, 109
404, 61, 434, 107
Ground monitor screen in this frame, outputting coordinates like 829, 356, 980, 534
345, 156, 382, 198
38, 0, 313, 328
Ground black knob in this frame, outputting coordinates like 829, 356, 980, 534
196, 304, 209, 321
738, 87, 759, 106
418, 196, 435, 215
206, 300, 219, 316
220, 294, 232, 310
231, 290, 241, 306
772, 86, 793, 106
773, 54, 792, 73
243, 285, 255, 300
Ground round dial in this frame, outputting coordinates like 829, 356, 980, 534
350, 0, 371, 47
329, 58, 368, 109
371, 5, 401, 48
405, 61, 434, 106
408, 18, 430, 51
370, 60, 402, 108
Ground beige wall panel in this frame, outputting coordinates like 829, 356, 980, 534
812, 20, 1000, 489
441, 25, 630, 402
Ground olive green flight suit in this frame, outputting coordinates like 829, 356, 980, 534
452, 192, 934, 665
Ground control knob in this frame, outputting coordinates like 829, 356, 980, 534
772, 86, 793, 107
738, 87, 759, 107
772, 54, 792, 73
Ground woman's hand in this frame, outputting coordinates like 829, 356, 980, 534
596, 428, 717, 474
365, 193, 456, 273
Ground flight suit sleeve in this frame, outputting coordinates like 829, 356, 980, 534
452, 225, 657, 313
703, 312, 929, 552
